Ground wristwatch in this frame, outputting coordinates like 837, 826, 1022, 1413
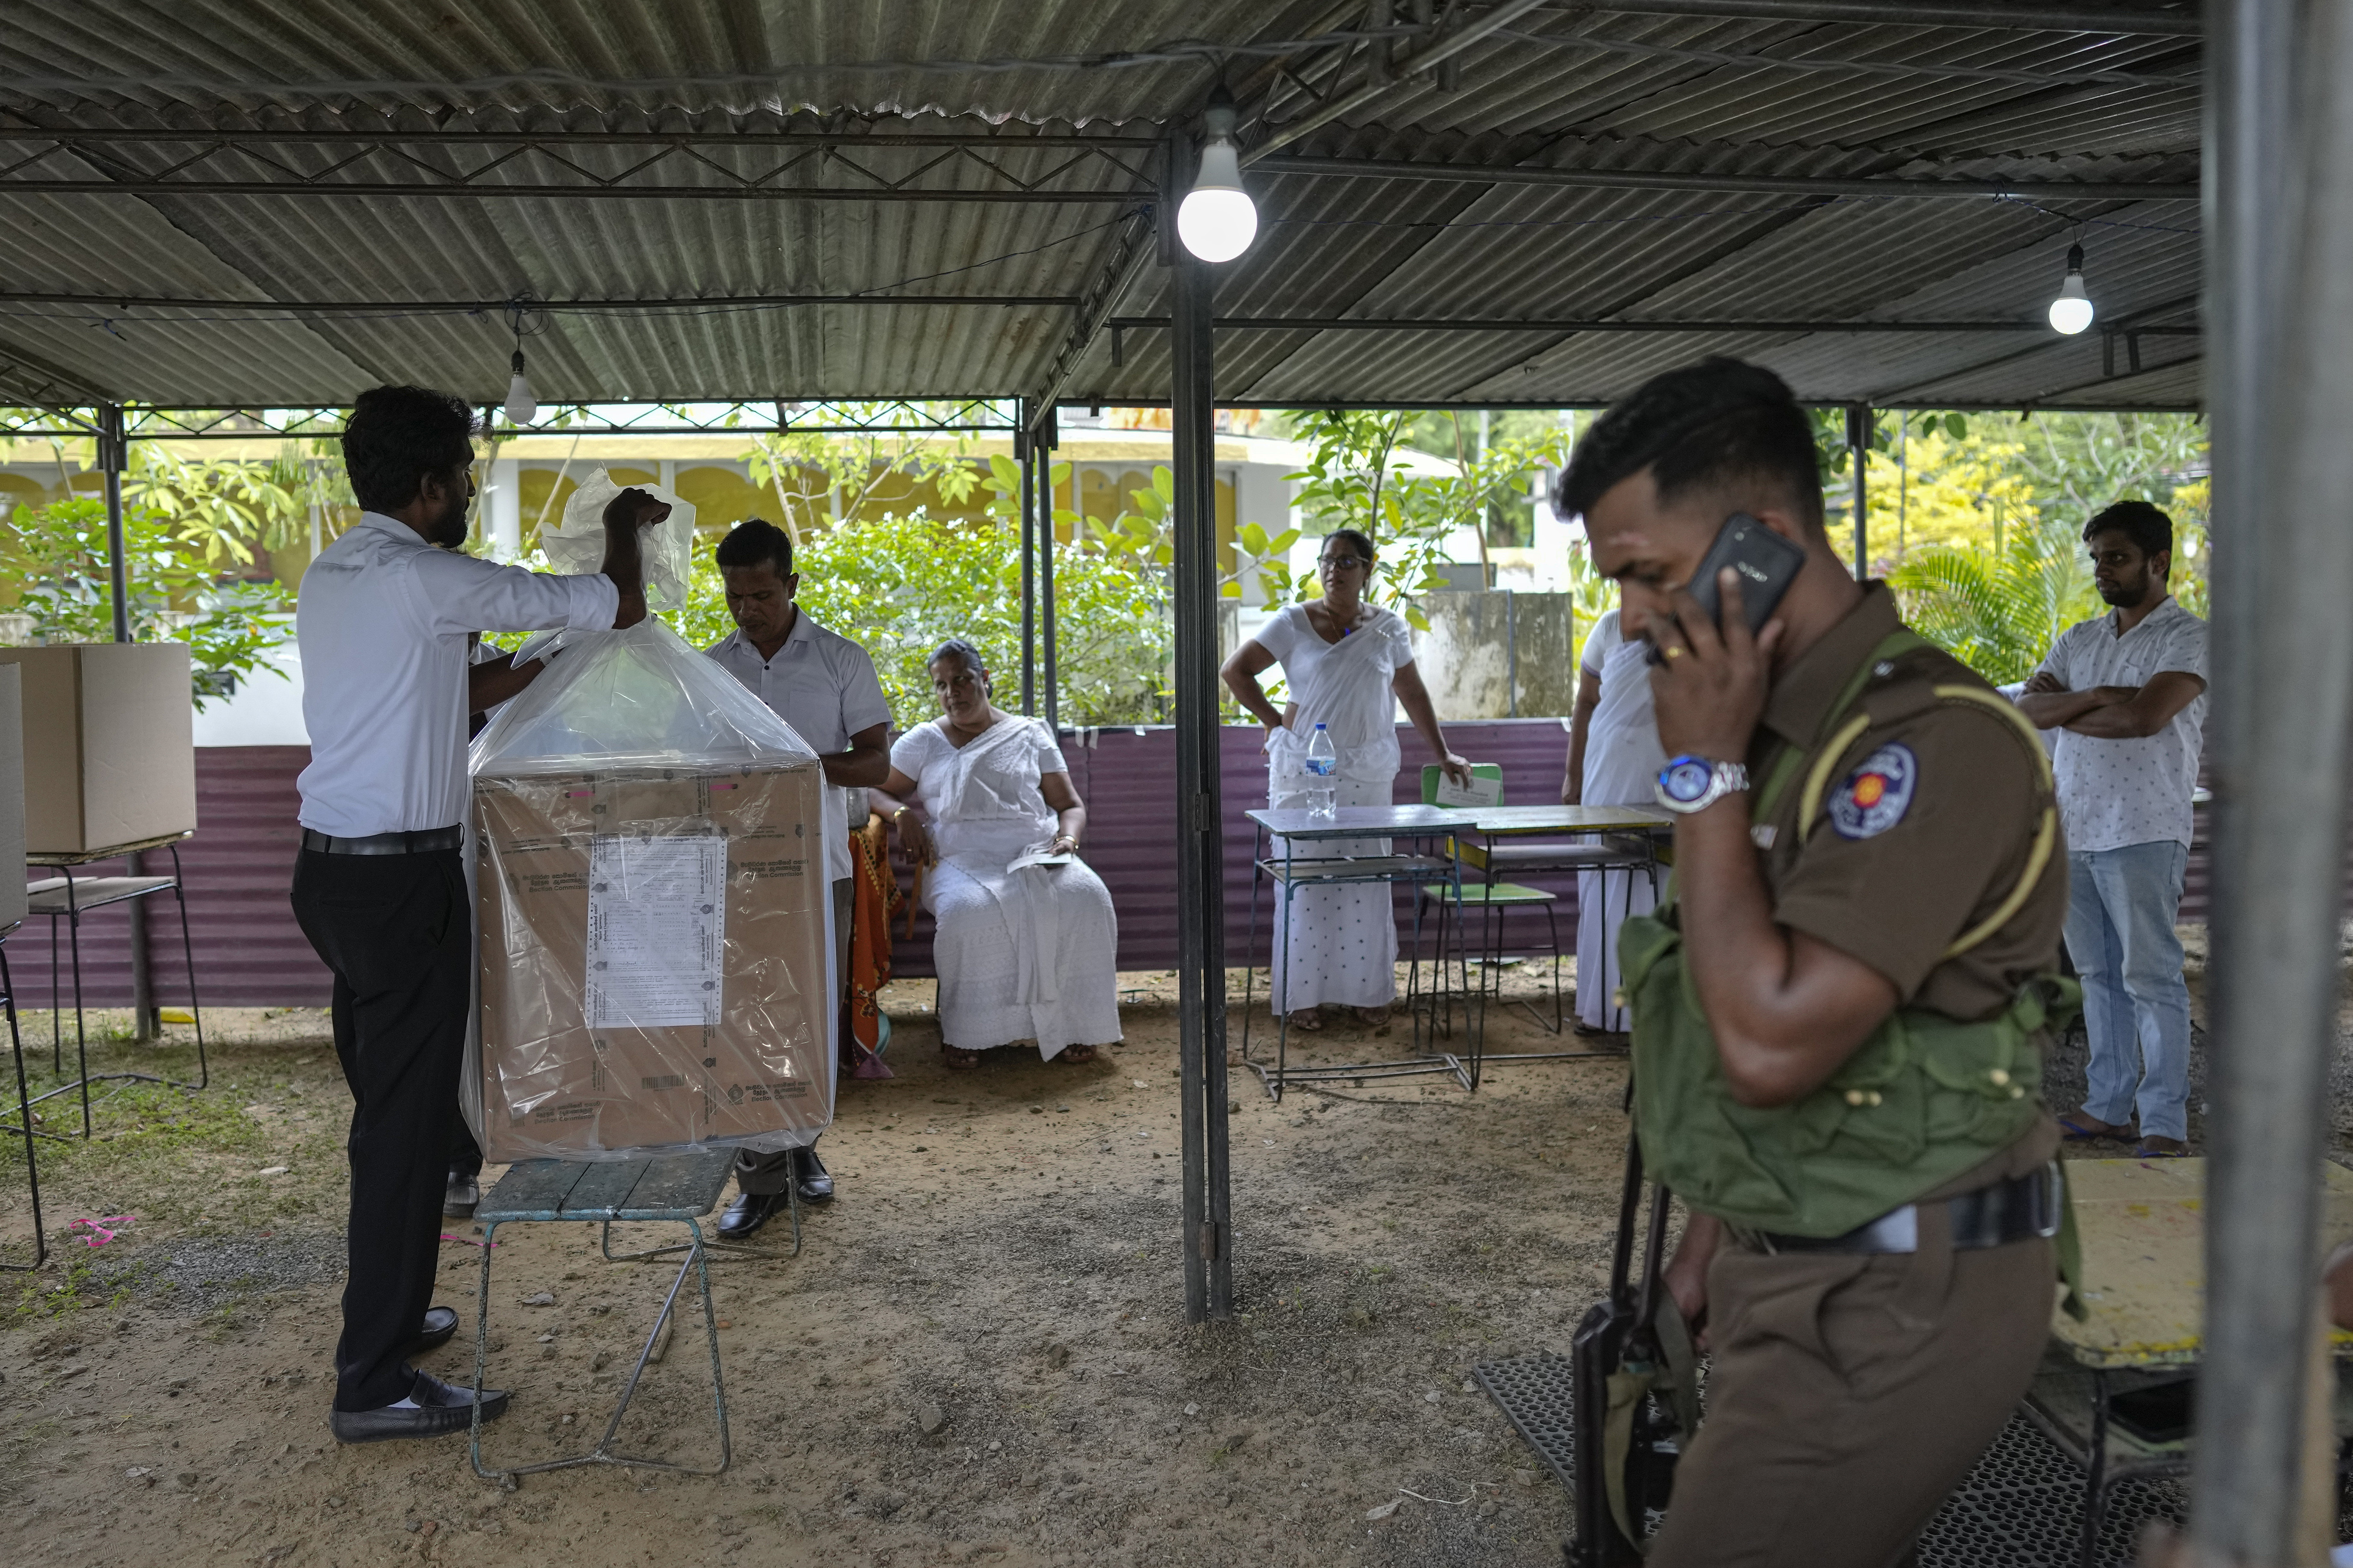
1654, 754, 1750, 815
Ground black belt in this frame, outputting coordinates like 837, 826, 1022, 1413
1745, 1163, 2061, 1256
300, 826, 464, 856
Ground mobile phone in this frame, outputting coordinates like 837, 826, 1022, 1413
1646, 512, 1806, 665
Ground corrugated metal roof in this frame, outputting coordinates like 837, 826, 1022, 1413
0, 1, 2205, 411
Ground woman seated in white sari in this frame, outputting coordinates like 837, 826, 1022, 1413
871, 639, 1121, 1070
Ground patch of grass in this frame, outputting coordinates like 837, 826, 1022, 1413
6, 1252, 142, 1325
4, 1035, 345, 1240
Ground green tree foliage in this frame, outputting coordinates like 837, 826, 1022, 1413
1285, 410, 1571, 629
671, 502, 1172, 731
0, 496, 293, 707
1887, 411, 2209, 682
741, 409, 983, 540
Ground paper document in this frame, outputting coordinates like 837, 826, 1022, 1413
1008, 840, 1076, 873
1433, 771, 1505, 809
587, 834, 728, 1029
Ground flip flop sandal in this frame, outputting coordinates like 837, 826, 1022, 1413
942, 1046, 982, 1071
1285, 1010, 1324, 1032
2134, 1141, 2191, 1159
2057, 1112, 2124, 1142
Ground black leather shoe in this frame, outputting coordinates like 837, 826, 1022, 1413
718, 1189, 788, 1241
407, 1305, 459, 1356
792, 1146, 835, 1205
445, 1172, 480, 1219
328, 1373, 509, 1445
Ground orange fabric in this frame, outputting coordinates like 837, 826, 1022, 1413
849, 810, 905, 1056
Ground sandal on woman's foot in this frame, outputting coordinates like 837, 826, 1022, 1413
1284, 1008, 1324, 1032
1353, 1005, 1391, 1028
2134, 1136, 2190, 1158
1060, 1044, 1099, 1065
942, 1045, 982, 1071
2057, 1111, 2131, 1142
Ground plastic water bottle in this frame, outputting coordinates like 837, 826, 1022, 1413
1304, 723, 1338, 820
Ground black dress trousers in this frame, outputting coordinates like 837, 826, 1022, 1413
290, 846, 471, 1413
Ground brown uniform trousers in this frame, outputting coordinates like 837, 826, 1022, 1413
1647, 1217, 2054, 1568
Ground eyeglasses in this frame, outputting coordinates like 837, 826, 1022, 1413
1321, 555, 1368, 571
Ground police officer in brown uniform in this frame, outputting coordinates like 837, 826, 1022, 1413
1563, 357, 2073, 1568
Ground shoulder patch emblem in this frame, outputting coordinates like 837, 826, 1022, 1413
1828, 743, 1918, 840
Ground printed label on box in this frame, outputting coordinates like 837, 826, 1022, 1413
586, 834, 726, 1028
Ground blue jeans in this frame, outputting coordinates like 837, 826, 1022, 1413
2063, 841, 2192, 1142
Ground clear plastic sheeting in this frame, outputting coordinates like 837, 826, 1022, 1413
539, 466, 696, 613
468, 617, 832, 1163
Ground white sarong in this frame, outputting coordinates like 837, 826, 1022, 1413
1576, 610, 1667, 1030
895, 716, 1122, 1057
1257, 604, 1417, 1014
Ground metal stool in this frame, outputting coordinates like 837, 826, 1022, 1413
1422, 879, 1564, 1033
468, 1148, 792, 1480
24, 843, 207, 1138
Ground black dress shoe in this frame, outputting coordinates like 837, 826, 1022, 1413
407, 1305, 459, 1356
328, 1373, 509, 1445
445, 1172, 480, 1219
792, 1146, 835, 1205
718, 1189, 788, 1241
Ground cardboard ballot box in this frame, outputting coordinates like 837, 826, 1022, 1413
0, 643, 195, 855
474, 763, 832, 1163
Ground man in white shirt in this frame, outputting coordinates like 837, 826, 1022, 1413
2020, 500, 2209, 1157
290, 384, 655, 1444
702, 518, 892, 1237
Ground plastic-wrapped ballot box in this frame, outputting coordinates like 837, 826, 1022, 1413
468, 620, 833, 1163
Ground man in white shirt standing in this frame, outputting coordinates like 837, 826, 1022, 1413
2020, 500, 2209, 1157
702, 518, 892, 1238
291, 385, 657, 1444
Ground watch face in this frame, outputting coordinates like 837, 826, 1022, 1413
1660, 757, 1715, 804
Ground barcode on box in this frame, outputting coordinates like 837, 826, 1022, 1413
641, 1074, 687, 1090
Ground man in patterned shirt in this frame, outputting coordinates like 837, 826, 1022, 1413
2020, 500, 2209, 1157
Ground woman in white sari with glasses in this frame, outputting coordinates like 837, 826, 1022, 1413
1221, 530, 1471, 1030
873, 640, 1121, 1070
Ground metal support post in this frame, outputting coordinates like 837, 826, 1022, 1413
2194, 3, 2353, 1565
1846, 403, 1870, 581
1170, 221, 1234, 1324
1038, 408, 1060, 734
1017, 406, 1037, 716
98, 405, 156, 1037
99, 405, 129, 644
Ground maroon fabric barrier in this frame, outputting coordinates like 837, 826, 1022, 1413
6, 733, 2232, 1007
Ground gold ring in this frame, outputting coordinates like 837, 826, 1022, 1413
1663, 645, 1685, 660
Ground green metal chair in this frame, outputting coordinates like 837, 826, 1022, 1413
1415, 767, 1565, 1034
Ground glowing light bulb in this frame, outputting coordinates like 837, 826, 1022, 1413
2048, 244, 2095, 336
1179, 138, 1257, 263
503, 349, 537, 426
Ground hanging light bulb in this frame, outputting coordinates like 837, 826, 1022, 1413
1177, 89, 1257, 264
2048, 243, 2095, 335
503, 347, 537, 426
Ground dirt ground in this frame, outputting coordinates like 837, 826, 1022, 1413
3, 962, 1662, 1568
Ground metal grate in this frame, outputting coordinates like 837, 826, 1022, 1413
1473, 1353, 2222, 1567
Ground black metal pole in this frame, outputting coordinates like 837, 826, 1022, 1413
1040, 407, 1060, 734
1170, 209, 1234, 1325
2193, 2, 2353, 1561
1018, 405, 1037, 716
1846, 403, 1870, 581
100, 405, 129, 644
98, 404, 156, 1036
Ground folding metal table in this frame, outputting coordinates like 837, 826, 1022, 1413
1449, 804, 1672, 1056
468, 1147, 799, 1480
1238, 804, 1478, 1100
2030, 1156, 2353, 1568
23, 831, 207, 1138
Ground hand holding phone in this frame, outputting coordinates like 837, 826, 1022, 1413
1646, 513, 1805, 666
